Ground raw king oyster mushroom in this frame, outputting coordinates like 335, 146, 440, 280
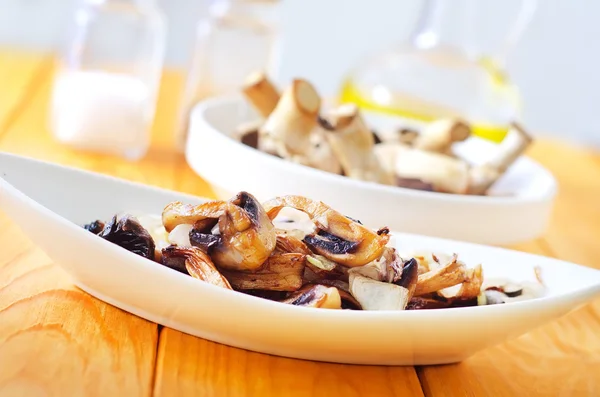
85, 191, 546, 311
236, 71, 535, 197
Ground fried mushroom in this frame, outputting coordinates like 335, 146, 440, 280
219, 252, 305, 291
211, 192, 277, 271
96, 214, 156, 260
414, 254, 467, 296
262, 195, 390, 267
161, 246, 232, 289
162, 200, 226, 232
280, 284, 342, 309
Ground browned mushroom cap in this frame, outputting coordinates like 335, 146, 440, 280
95, 215, 156, 260
162, 200, 226, 232
406, 297, 451, 310
219, 252, 305, 291
211, 191, 277, 271
161, 245, 232, 289
262, 195, 390, 267
280, 284, 342, 309
414, 254, 467, 296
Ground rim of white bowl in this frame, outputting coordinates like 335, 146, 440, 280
189, 95, 559, 207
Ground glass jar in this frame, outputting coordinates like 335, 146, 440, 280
339, 0, 537, 143
175, 0, 282, 152
49, 0, 167, 160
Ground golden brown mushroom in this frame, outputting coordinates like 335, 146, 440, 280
262, 195, 390, 267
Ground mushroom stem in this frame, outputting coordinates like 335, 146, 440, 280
258, 79, 321, 157
320, 104, 394, 185
412, 118, 471, 153
242, 71, 280, 118
394, 146, 471, 194
467, 122, 534, 195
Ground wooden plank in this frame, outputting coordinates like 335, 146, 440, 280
0, 212, 158, 396
0, 57, 204, 396
154, 328, 424, 397
417, 139, 600, 396
0, 49, 49, 135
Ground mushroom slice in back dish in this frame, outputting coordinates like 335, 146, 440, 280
162, 200, 226, 232
211, 191, 277, 271
393, 146, 470, 194
161, 246, 232, 289
242, 71, 280, 119
467, 122, 534, 195
411, 118, 471, 154
262, 195, 390, 267
319, 103, 394, 185
258, 78, 321, 158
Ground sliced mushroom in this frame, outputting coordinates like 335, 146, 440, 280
467, 122, 534, 195
394, 147, 470, 194
211, 192, 277, 271
347, 256, 387, 281
349, 274, 410, 310
234, 119, 262, 148
406, 297, 451, 310
83, 220, 105, 234
293, 129, 342, 175
219, 252, 305, 291
189, 230, 221, 253
162, 200, 226, 232
161, 246, 232, 289
338, 289, 363, 310
241, 71, 280, 118
96, 214, 156, 260
414, 254, 467, 296
258, 78, 321, 157
275, 232, 312, 255
396, 257, 418, 300
319, 104, 394, 185
281, 284, 342, 309
412, 118, 471, 154
480, 289, 508, 305
262, 195, 390, 267
305, 254, 348, 280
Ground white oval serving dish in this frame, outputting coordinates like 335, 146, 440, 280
0, 152, 596, 366
185, 95, 557, 246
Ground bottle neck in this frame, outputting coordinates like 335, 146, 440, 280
410, 0, 536, 67
410, 0, 478, 56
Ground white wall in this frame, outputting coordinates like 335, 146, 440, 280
1, 0, 598, 147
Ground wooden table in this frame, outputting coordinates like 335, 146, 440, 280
1, 49, 599, 397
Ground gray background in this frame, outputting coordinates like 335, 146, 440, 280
1, 0, 597, 146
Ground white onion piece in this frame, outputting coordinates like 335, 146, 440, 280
168, 224, 194, 247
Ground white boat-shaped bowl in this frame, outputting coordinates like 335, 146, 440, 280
0, 152, 595, 366
185, 95, 557, 246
